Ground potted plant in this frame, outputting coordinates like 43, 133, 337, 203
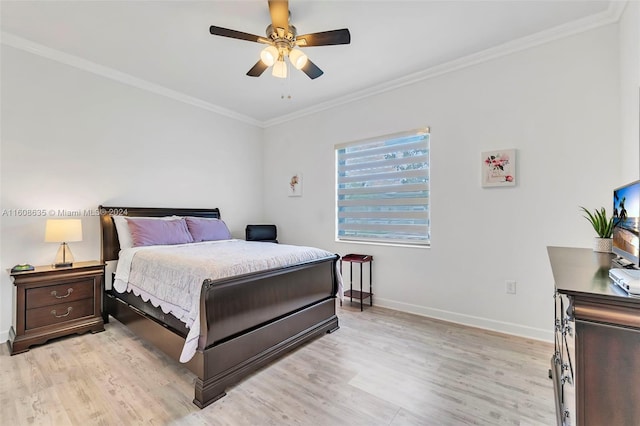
580, 206, 615, 252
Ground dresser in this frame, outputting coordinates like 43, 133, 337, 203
8, 261, 105, 355
548, 246, 640, 426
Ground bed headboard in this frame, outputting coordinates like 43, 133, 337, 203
99, 206, 221, 262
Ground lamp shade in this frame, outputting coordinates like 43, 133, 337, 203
288, 48, 308, 70
45, 219, 83, 243
260, 46, 279, 67
272, 60, 287, 78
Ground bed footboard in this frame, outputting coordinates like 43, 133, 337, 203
199, 257, 339, 348
191, 256, 340, 407
194, 298, 338, 407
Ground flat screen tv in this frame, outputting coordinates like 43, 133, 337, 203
613, 180, 640, 268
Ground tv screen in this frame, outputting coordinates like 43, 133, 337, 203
613, 180, 640, 267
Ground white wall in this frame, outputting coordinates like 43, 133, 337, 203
262, 24, 622, 341
2, 14, 635, 346
619, 0, 640, 183
0, 47, 264, 341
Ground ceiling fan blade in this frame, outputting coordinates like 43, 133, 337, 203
301, 59, 324, 79
210, 26, 265, 43
246, 60, 269, 77
268, 0, 289, 33
296, 29, 351, 47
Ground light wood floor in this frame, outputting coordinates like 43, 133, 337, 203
1, 303, 555, 425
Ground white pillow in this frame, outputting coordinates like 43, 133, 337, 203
112, 215, 180, 250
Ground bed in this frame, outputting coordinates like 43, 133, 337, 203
99, 206, 340, 408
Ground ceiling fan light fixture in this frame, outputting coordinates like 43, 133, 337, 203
272, 60, 288, 78
209, 0, 351, 80
260, 45, 279, 66
288, 48, 308, 70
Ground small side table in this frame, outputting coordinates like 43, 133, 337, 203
8, 261, 105, 355
340, 254, 373, 311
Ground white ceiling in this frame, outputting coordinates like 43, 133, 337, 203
1, 1, 620, 126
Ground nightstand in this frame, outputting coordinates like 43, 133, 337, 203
8, 260, 105, 355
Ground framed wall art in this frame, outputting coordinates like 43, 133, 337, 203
288, 173, 303, 196
482, 149, 516, 187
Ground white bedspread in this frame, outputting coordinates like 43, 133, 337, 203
113, 239, 341, 362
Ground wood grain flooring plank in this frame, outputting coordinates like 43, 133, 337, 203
1, 303, 555, 425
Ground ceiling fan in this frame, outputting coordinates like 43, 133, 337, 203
209, 0, 351, 80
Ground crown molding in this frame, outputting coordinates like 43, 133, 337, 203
1, 32, 262, 127
263, 1, 628, 127
1, 1, 628, 129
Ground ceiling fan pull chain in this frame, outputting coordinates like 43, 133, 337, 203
281, 62, 292, 100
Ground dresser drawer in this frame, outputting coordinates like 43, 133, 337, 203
26, 279, 95, 309
26, 298, 95, 330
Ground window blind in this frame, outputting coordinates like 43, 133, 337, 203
336, 128, 430, 245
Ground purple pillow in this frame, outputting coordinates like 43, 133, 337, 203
185, 217, 231, 242
125, 217, 194, 247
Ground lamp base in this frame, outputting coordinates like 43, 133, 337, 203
53, 242, 75, 268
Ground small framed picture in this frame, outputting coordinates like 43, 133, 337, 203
288, 173, 303, 197
481, 149, 516, 187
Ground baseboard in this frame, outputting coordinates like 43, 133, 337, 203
374, 297, 554, 343
1, 303, 551, 347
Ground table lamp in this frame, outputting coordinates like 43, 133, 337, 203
45, 219, 82, 268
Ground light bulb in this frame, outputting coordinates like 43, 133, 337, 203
288, 48, 308, 70
272, 60, 287, 78
260, 46, 278, 66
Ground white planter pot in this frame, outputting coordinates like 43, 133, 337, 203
593, 237, 612, 253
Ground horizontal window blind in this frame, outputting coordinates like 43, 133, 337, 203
336, 128, 430, 245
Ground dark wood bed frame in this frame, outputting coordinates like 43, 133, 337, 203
99, 206, 340, 408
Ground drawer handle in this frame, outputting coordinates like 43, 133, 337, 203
554, 319, 562, 332
51, 307, 73, 318
51, 288, 73, 299
562, 323, 573, 337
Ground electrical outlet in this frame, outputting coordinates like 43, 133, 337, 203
506, 280, 517, 294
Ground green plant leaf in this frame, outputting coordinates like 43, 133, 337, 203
580, 206, 614, 238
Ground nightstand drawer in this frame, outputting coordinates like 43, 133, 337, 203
26, 298, 95, 330
26, 279, 94, 309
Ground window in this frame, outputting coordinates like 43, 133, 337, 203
336, 128, 430, 246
